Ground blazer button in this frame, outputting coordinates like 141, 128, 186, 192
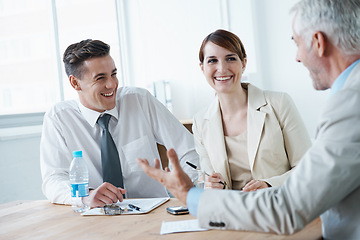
209, 221, 226, 227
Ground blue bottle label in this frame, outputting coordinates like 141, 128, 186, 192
71, 183, 89, 197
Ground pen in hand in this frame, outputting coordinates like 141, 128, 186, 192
185, 161, 226, 187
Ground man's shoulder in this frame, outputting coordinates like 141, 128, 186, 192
116, 87, 155, 109
45, 99, 79, 118
117, 86, 150, 99
344, 63, 360, 91
332, 64, 360, 105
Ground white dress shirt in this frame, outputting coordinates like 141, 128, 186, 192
40, 87, 199, 204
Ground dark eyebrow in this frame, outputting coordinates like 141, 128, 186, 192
93, 68, 117, 79
226, 54, 237, 57
205, 56, 216, 60
94, 73, 105, 79
205, 54, 237, 60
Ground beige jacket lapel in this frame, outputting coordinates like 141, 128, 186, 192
203, 97, 232, 188
245, 84, 267, 171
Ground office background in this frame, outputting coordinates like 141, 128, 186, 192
0, 0, 328, 204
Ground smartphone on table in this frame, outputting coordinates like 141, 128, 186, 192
166, 206, 189, 215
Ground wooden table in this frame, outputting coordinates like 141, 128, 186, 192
0, 199, 322, 240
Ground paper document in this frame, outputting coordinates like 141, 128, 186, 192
160, 219, 209, 235
82, 197, 169, 216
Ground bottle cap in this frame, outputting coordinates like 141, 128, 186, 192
73, 150, 82, 158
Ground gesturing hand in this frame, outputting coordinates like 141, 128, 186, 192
137, 148, 193, 204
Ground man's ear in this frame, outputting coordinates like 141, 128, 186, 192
312, 31, 326, 57
69, 75, 81, 91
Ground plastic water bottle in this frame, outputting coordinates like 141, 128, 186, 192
69, 150, 90, 212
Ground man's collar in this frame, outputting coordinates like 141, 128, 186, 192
331, 59, 360, 95
77, 100, 119, 127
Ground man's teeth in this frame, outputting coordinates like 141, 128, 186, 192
215, 76, 231, 81
102, 92, 114, 97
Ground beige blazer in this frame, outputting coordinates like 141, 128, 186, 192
192, 83, 311, 188
196, 61, 360, 240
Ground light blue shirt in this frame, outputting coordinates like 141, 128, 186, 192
186, 187, 203, 216
187, 59, 360, 217
331, 59, 360, 95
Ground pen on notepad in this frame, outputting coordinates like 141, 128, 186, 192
185, 161, 225, 187
128, 204, 141, 211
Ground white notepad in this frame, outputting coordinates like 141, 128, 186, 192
82, 197, 170, 216
160, 219, 209, 235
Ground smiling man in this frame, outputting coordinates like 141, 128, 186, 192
40, 39, 199, 208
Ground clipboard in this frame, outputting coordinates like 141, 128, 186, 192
82, 197, 170, 216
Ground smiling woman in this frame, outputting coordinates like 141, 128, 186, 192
193, 29, 312, 191
122, 0, 257, 121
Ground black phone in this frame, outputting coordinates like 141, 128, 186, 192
166, 206, 189, 215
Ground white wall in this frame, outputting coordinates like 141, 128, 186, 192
0, 0, 330, 204
0, 129, 45, 204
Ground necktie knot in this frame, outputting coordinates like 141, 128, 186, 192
97, 114, 111, 130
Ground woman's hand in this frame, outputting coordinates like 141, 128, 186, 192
242, 180, 270, 192
205, 172, 226, 189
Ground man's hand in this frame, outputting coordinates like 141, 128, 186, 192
242, 180, 269, 192
137, 148, 193, 204
86, 182, 127, 208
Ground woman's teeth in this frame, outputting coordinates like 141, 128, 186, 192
215, 76, 231, 81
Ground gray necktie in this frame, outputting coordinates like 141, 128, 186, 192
97, 114, 124, 188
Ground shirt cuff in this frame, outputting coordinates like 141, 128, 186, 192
186, 187, 204, 217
